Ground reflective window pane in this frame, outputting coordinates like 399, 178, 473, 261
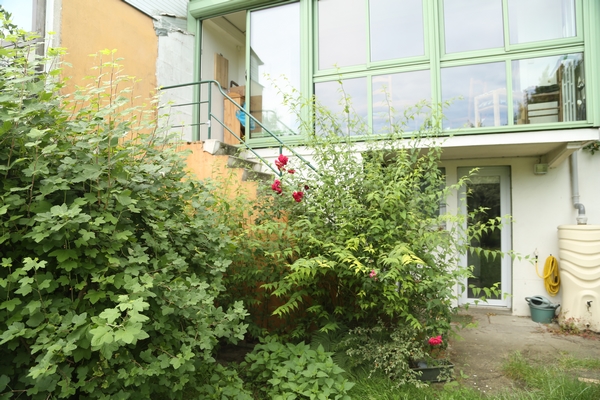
0, 0, 33, 31
250, 3, 300, 138
441, 62, 507, 129
370, 0, 424, 62
512, 53, 585, 125
508, 0, 576, 44
443, 0, 504, 53
318, 0, 366, 69
314, 77, 368, 136
372, 70, 431, 133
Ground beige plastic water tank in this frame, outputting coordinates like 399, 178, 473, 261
557, 225, 600, 332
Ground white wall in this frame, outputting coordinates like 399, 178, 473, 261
200, 20, 245, 141
157, 31, 195, 141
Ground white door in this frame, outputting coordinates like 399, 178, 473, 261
458, 167, 512, 307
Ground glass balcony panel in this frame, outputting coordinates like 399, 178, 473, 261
512, 53, 585, 125
372, 70, 431, 133
508, 0, 576, 44
369, 0, 424, 62
443, 0, 504, 53
314, 77, 368, 136
441, 62, 507, 130
250, 3, 301, 139
318, 0, 366, 69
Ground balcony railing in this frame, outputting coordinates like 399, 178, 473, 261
159, 80, 316, 177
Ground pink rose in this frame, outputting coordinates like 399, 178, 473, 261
428, 335, 443, 346
369, 269, 377, 279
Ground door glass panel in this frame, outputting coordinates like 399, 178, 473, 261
508, 0, 576, 44
512, 53, 585, 125
441, 62, 507, 130
467, 175, 502, 299
249, 3, 300, 138
370, 0, 424, 62
314, 77, 367, 136
372, 69, 431, 133
318, 0, 366, 69
443, 0, 504, 53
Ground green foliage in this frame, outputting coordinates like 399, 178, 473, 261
258, 95, 499, 341
339, 322, 440, 387
241, 337, 354, 399
0, 15, 248, 399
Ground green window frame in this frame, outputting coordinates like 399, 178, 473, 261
188, 0, 600, 143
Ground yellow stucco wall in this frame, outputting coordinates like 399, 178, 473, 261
59, 0, 158, 102
180, 142, 260, 201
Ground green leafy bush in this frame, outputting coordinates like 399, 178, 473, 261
0, 15, 249, 399
242, 337, 354, 399
260, 100, 478, 340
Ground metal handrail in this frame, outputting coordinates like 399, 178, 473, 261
159, 79, 317, 177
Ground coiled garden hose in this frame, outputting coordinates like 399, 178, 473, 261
535, 255, 560, 296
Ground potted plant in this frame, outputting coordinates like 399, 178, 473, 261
412, 335, 454, 382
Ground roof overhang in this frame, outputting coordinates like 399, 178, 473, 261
437, 128, 600, 167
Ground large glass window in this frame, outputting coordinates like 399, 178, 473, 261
372, 70, 431, 133
369, 0, 424, 62
508, 0, 576, 44
250, 3, 300, 138
441, 62, 507, 129
0, 0, 33, 31
512, 53, 585, 125
315, 77, 367, 135
443, 0, 504, 53
318, 0, 366, 69
308, 0, 586, 138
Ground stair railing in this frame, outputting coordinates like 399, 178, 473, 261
159, 80, 316, 177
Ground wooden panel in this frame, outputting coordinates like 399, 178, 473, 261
214, 53, 229, 89
224, 92, 243, 145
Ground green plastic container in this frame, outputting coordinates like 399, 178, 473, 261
526, 296, 560, 323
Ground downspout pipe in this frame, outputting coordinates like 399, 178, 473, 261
570, 151, 588, 225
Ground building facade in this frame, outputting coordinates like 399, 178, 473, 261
4, 0, 600, 318
187, 0, 600, 317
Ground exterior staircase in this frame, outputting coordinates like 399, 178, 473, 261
181, 139, 273, 198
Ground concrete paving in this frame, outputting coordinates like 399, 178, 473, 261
448, 306, 600, 394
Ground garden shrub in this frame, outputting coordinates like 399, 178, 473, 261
242, 337, 354, 399
0, 15, 250, 399
242, 86, 509, 378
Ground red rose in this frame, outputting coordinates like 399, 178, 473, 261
274, 154, 289, 170
292, 191, 304, 202
271, 179, 282, 194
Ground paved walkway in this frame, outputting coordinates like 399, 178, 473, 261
448, 306, 600, 395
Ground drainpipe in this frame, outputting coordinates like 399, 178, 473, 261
570, 151, 587, 225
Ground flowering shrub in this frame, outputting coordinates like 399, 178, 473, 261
257, 89, 508, 350
270, 155, 306, 203
428, 335, 443, 346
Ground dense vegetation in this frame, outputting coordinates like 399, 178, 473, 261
0, 10, 509, 399
0, 14, 249, 399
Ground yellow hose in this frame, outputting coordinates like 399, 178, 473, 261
535, 255, 560, 296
